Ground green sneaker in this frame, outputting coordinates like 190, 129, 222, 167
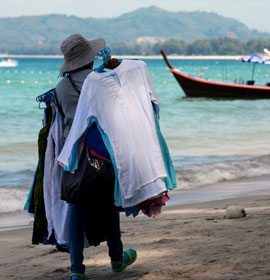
71, 272, 88, 280
111, 248, 137, 273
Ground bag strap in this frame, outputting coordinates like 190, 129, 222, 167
67, 74, 81, 94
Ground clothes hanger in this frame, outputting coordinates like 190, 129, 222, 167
94, 47, 121, 73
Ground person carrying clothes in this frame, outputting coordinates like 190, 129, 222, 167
56, 34, 136, 280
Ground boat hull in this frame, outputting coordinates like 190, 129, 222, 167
161, 50, 270, 99
171, 69, 270, 99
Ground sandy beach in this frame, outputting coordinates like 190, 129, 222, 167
0, 175, 270, 280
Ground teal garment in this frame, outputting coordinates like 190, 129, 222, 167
63, 140, 80, 172
24, 163, 38, 212
153, 111, 177, 190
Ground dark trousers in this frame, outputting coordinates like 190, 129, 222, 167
69, 203, 123, 274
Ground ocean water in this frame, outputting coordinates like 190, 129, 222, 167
0, 57, 270, 213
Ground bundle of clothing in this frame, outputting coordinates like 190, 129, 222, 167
58, 59, 176, 215
25, 59, 176, 248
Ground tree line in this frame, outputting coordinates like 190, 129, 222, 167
110, 37, 270, 55
1, 37, 270, 55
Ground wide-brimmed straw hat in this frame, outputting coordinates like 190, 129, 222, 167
60, 34, 106, 73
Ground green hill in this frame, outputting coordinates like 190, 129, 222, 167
0, 6, 269, 54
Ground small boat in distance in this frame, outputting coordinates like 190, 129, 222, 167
160, 50, 270, 99
0, 58, 18, 67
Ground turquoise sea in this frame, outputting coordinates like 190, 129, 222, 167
0, 57, 270, 213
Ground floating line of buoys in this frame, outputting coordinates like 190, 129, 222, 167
3, 79, 53, 84
0, 70, 55, 74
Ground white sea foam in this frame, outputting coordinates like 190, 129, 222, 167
0, 187, 29, 213
175, 154, 270, 189
0, 155, 270, 214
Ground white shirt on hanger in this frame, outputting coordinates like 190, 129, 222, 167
58, 60, 167, 206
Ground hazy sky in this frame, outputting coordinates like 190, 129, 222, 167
1, 0, 269, 32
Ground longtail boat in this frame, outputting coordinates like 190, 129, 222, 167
160, 50, 270, 99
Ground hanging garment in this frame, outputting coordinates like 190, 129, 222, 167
58, 60, 176, 208
24, 99, 53, 244
42, 93, 70, 245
